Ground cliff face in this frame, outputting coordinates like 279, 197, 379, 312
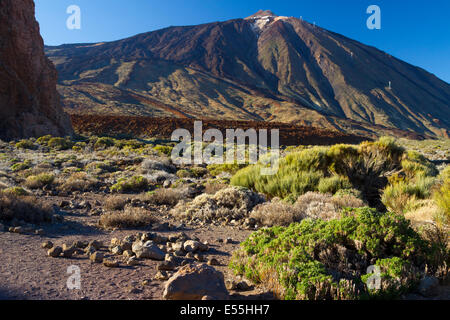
0, 0, 72, 140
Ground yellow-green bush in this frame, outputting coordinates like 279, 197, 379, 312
94, 137, 115, 150
433, 166, 450, 225
153, 145, 173, 156
207, 163, 245, 176
382, 175, 437, 214
231, 138, 438, 211
317, 175, 352, 194
24, 173, 55, 189
111, 176, 149, 193
48, 137, 73, 150
15, 139, 36, 150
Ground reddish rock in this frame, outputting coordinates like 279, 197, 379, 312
0, 0, 72, 140
163, 263, 229, 300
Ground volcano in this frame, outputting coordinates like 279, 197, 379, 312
45, 10, 450, 138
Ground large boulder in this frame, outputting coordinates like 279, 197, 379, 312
0, 0, 73, 140
163, 263, 229, 300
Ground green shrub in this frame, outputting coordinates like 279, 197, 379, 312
94, 137, 115, 150
111, 176, 149, 193
176, 169, 191, 178
317, 175, 352, 194
15, 140, 36, 150
209, 163, 246, 176
382, 176, 437, 213
3, 187, 29, 196
401, 151, 439, 178
24, 173, 55, 189
433, 166, 450, 226
190, 166, 208, 178
36, 135, 52, 146
48, 137, 73, 150
153, 145, 173, 156
230, 207, 446, 300
11, 161, 31, 172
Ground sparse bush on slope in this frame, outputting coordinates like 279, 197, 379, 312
230, 207, 449, 300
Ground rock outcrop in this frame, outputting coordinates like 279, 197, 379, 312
0, 0, 72, 140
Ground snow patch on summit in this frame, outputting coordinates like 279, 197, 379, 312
246, 13, 289, 36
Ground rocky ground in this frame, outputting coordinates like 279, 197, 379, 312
0, 195, 272, 300
0, 136, 448, 300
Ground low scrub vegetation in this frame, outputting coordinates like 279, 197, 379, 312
171, 186, 265, 224
99, 207, 158, 229
24, 173, 55, 189
230, 207, 449, 300
0, 192, 53, 224
111, 176, 149, 193
231, 137, 438, 211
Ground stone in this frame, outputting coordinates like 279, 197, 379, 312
89, 240, 103, 250
41, 241, 53, 249
110, 238, 121, 246
62, 247, 76, 258
225, 237, 233, 244
199, 241, 209, 252
59, 200, 70, 208
163, 264, 229, 300
0, 0, 73, 140
183, 240, 201, 252
132, 241, 165, 260
103, 259, 119, 268
158, 261, 176, 271
226, 279, 237, 290
47, 246, 62, 257
194, 254, 204, 262
126, 257, 139, 266
154, 270, 170, 281
84, 245, 96, 255
123, 250, 134, 258
13, 226, 23, 234
35, 229, 45, 235
207, 258, 220, 266
236, 281, 252, 291
89, 251, 104, 263
74, 240, 88, 249
418, 276, 439, 297
111, 246, 123, 255
121, 240, 132, 251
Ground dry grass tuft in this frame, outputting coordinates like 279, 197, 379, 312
250, 198, 304, 227
171, 186, 265, 223
104, 195, 128, 211
99, 207, 159, 229
146, 188, 184, 206
0, 192, 53, 224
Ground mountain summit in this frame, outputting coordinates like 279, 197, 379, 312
245, 10, 278, 19
45, 11, 450, 137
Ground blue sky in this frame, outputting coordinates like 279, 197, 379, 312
35, 0, 450, 83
